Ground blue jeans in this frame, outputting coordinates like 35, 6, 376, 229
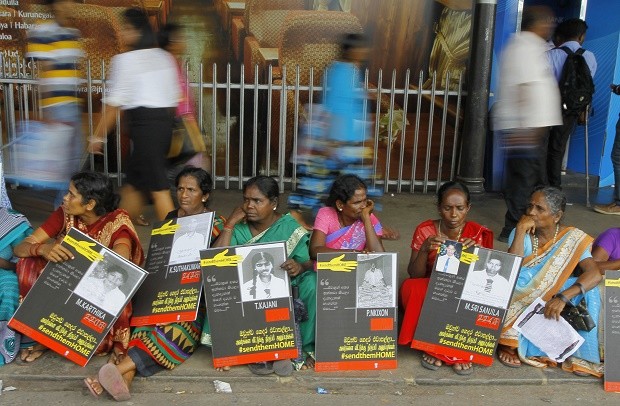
612, 114, 620, 204
44, 103, 83, 207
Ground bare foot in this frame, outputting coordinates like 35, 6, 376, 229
300, 356, 315, 370
20, 344, 47, 363
497, 345, 521, 368
215, 366, 231, 372
421, 353, 443, 370
452, 362, 474, 375
84, 376, 104, 398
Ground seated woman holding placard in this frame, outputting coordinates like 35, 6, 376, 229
398, 181, 493, 375
14, 171, 144, 364
498, 186, 603, 377
214, 175, 314, 374
83, 167, 226, 400
309, 174, 385, 258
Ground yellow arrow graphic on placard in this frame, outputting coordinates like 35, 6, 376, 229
317, 254, 357, 272
64, 235, 104, 262
460, 251, 479, 265
605, 278, 620, 287
201, 249, 243, 267
151, 220, 179, 236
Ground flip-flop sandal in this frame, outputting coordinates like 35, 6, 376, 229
98, 363, 131, 401
248, 362, 274, 375
573, 371, 590, 377
273, 359, 293, 377
497, 347, 521, 368
84, 377, 101, 398
452, 363, 474, 376
421, 355, 441, 371
23, 346, 47, 363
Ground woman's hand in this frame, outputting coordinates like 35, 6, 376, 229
39, 243, 74, 263
543, 296, 567, 321
420, 234, 445, 254
361, 199, 375, 219
460, 237, 477, 250
516, 215, 536, 236
227, 207, 246, 225
280, 259, 304, 278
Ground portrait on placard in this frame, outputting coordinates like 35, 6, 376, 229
434, 241, 462, 275
235, 244, 289, 302
356, 253, 396, 308
460, 248, 520, 309
73, 251, 142, 315
168, 215, 210, 265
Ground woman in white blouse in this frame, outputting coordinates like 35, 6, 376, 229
89, 8, 179, 222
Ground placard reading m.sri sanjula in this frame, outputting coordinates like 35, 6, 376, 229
412, 243, 522, 366
200, 241, 298, 368
315, 252, 398, 371
131, 212, 214, 326
9, 228, 147, 366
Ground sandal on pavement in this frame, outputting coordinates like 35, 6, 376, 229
98, 363, 131, 401
273, 359, 293, 377
452, 362, 474, 376
421, 353, 442, 371
497, 346, 521, 368
20, 345, 47, 363
248, 361, 274, 375
84, 377, 102, 398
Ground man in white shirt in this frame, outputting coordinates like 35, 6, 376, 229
75, 262, 128, 314
463, 257, 511, 308
494, 6, 562, 241
169, 217, 208, 264
434, 243, 460, 275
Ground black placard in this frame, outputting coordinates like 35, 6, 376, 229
131, 212, 214, 326
9, 228, 147, 366
412, 242, 522, 366
315, 252, 398, 371
200, 242, 298, 368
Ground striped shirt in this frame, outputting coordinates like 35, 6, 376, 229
26, 20, 83, 108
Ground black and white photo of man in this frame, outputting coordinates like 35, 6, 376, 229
169, 216, 209, 265
74, 259, 128, 314
462, 254, 513, 309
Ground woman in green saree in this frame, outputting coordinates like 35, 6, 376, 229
214, 176, 315, 373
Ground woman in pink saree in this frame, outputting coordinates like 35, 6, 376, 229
310, 174, 384, 259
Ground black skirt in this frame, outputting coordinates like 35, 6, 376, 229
124, 107, 175, 192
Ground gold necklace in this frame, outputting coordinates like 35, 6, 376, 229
531, 223, 559, 259
438, 220, 463, 242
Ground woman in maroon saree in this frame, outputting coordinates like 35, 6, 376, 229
14, 171, 144, 363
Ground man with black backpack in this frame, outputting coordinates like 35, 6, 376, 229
546, 18, 597, 188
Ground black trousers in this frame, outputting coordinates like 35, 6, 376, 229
501, 128, 549, 237
547, 113, 578, 188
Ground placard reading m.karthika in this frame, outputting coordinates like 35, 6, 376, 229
131, 212, 214, 326
200, 241, 298, 368
315, 252, 398, 372
9, 228, 147, 366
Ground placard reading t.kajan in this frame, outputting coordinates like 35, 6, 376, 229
412, 243, 522, 366
8, 228, 147, 367
605, 270, 620, 392
131, 212, 214, 326
200, 242, 298, 368
315, 252, 398, 372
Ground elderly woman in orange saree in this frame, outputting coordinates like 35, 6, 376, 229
14, 171, 144, 364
